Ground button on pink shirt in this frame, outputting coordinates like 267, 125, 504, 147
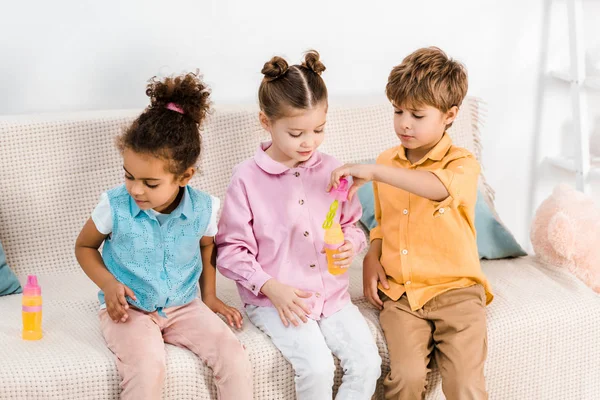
216, 142, 366, 320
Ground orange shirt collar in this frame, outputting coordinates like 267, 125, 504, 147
392, 133, 453, 164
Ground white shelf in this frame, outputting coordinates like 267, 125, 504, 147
549, 70, 600, 90
539, 0, 593, 193
586, 76, 600, 90
550, 70, 572, 82
547, 155, 600, 178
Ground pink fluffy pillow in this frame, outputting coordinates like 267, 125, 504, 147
531, 184, 600, 293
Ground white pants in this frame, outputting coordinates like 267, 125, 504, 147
246, 302, 381, 400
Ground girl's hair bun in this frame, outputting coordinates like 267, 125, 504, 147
145, 71, 211, 124
302, 50, 326, 75
261, 56, 289, 82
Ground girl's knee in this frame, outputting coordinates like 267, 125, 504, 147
345, 347, 382, 382
126, 351, 166, 382
216, 332, 245, 354
214, 336, 252, 374
362, 350, 383, 379
297, 354, 335, 382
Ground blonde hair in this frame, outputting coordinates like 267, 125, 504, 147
386, 47, 468, 122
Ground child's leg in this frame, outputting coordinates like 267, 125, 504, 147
161, 299, 253, 400
430, 285, 488, 400
246, 304, 336, 400
99, 308, 166, 400
318, 302, 382, 400
379, 293, 434, 400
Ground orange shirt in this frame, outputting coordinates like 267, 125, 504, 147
370, 133, 493, 311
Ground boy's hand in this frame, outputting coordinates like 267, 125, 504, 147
260, 279, 312, 327
102, 280, 136, 323
328, 163, 374, 200
321, 240, 354, 268
204, 295, 244, 329
363, 254, 389, 310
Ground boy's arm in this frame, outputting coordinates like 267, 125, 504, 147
332, 164, 448, 201
370, 165, 449, 201
331, 153, 480, 207
428, 155, 481, 211
363, 182, 389, 309
200, 236, 243, 328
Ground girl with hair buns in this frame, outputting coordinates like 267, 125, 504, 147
75, 72, 253, 400
216, 51, 381, 399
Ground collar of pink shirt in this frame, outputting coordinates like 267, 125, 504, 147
253, 141, 323, 175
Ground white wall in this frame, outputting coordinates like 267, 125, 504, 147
2, 0, 599, 247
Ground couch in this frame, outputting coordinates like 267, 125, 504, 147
1, 97, 599, 399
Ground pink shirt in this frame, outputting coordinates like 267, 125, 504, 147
216, 142, 366, 320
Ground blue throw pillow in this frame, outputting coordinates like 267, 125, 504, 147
356, 182, 526, 259
474, 193, 527, 259
357, 181, 377, 230
0, 240, 22, 296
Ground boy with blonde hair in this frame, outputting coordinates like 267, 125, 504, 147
330, 47, 493, 400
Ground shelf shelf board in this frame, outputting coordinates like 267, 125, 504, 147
547, 155, 600, 177
549, 70, 600, 90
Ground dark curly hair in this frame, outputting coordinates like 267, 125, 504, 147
259, 50, 327, 120
117, 71, 211, 176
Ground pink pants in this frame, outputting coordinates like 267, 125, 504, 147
99, 298, 253, 400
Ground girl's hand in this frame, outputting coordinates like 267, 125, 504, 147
204, 295, 244, 329
260, 279, 313, 327
102, 280, 137, 323
321, 240, 354, 268
328, 163, 374, 200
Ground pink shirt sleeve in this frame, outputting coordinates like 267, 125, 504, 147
339, 194, 366, 254
215, 179, 272, 296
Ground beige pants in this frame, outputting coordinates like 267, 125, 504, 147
379, 285, 488, 400
99, 298, 253, 400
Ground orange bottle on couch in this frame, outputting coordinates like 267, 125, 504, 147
22, 275, 43, 340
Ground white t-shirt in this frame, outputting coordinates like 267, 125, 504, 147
91, 192, 220, 236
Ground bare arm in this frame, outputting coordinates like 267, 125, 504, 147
362, 180, 390, 310
370, 165, 449, 201
365, 237, 383, 261
75, 218, 117, 290
199, 236, 218, 299
330, 164, 449, 202
363, 237, 390, 310
200, 235, 243, 329
75, 218, 136, 322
